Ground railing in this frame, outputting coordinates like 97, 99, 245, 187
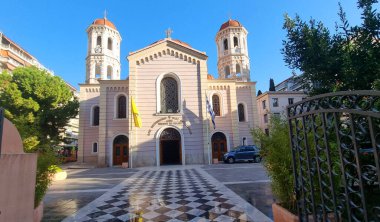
0, 108, 4, 155
287, 91, 380, 221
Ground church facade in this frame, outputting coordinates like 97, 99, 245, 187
78, 17, 259, 167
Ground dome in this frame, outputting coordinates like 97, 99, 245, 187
219, 19, 242, 31
207, 74, 214, 80
92, 18, 116, 29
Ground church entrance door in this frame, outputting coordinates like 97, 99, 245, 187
113, 135, 129, 166
211, 132, 227, 161
160, 128, 181, 165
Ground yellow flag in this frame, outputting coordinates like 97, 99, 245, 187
131, 97, 142, 128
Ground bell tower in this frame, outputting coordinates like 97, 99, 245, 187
85, 14, 122, 84
216, 19, 250, 81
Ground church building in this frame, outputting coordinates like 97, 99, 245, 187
78, 16, 259, 167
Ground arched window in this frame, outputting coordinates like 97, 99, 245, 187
234, 37, 238, 47
223, 39, 228, 50
160, 77, 178, 113
107, 38, 113, 50
225, 66, 230, 78
96, 36, 102, 47
238, 103, 245, 122
92, 106, 99, 126
107, 65, 113, 79
236, 64, 241, 76
117, 95, 126, 118
95, 64, 101, 79
212, 94, 221, 116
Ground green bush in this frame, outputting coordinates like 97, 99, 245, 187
33, 145, 59, 208
252, 116, 296, 212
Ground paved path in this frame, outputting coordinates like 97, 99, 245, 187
43, 163, 274, 222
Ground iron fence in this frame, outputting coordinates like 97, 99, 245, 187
287, 91, 380, 221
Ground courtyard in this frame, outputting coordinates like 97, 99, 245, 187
43, 163, 274, 222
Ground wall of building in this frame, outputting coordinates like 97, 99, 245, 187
130, 52, 205, 167
78, 85, 100, 164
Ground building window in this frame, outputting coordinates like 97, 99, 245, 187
117, 95, 127, 118
236, 64, 241, 76
238, 103, 245, 122
264, 114, 268, 123
223, 39, 228, 50
107, 65, 113, 79
242, 137, 247, 145
107, 38, 113, 50
233, 36, 238, 47
265, 128, 269, 135
225, 66, 230, 78
160, 77, 178, 113
262, 100, 266, 109
288, 98, 294, 105
272, 98, 278, 107
212, 94, 221, 116
95, 64, 101, 79
96, 36, 102, 47
92, 106, 99, 126
92, 142, 98, 153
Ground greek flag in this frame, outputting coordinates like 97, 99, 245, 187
206, 95, 216, 129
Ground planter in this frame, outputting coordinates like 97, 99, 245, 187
272, 203, 338, 222
122, 162, 129, 168
272, 203, 298, 222
33, 201, 44, 222
213, 158, 219, 164
53, 171, 67, 181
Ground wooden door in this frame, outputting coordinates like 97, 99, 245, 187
212, 139, 227, 161
113, 144, 122, 165
113, 144, 129, 166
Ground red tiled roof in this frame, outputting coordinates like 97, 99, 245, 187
92, 18, 116, 29
219, 19, 242, 31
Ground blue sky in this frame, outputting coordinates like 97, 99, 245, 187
1, 0, 372, 92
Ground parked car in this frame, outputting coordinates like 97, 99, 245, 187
223, 145, 261, 163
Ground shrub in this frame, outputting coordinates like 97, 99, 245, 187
34, 145, 59, 208
252, 116, 296, 212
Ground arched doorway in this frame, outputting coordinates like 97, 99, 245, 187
113, 135, 129, 166
211, 132, 227, 161
160, 128, 181, 165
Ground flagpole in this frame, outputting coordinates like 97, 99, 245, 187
130, 96, 133, 169
205, 91, 211, 165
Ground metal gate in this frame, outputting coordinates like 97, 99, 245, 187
287, 91, 380, 221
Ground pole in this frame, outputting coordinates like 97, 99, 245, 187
205, 91, 211, 165
130, 96, 133, 169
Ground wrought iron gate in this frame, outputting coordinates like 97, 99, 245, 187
287, 91, 380, 221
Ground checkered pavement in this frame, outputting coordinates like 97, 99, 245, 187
63, 166, 271, 222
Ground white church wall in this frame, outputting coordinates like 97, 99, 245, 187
131, 53, 205, 167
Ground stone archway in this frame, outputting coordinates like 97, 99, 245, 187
160, 128, 181, 165
113, 135, 129, 166
211, 132, 227, 161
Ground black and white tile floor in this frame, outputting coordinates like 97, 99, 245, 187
63, 166, 272, 222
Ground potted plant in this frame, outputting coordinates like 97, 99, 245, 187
252, 116, 298, 221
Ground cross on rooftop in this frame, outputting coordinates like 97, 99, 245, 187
165, 28, 173, 39
104, 10, 107, 19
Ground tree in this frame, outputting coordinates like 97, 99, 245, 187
269, 78, 276, 91
282, 0, 380, 95
257, 90, 263, 96
0, 66, 79, 149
